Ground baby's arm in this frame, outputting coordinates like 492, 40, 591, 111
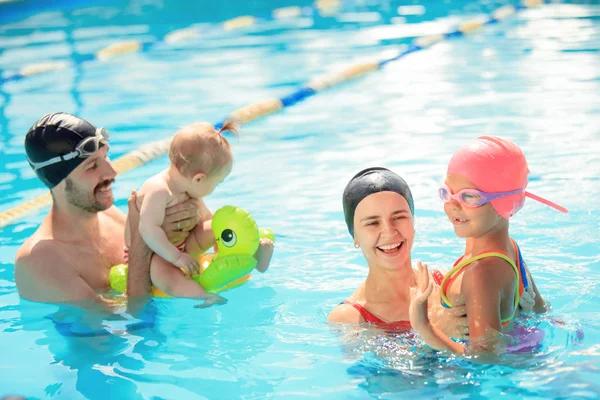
139, 186, 199, 275
185, 220, 214, 259
139, 187, 182, 263
184, 200, 215, 258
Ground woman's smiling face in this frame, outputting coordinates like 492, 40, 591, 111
353, 191, 415, 270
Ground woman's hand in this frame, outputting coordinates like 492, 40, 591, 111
409, 261, 435, 331
428, 281, 470, 339
162, 199, 201, 245
410, 262, 467, 355
519, 288, 536, 312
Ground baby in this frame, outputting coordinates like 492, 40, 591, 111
125, 121, 274, 303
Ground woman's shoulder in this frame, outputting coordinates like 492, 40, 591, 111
328, 301, 362, 324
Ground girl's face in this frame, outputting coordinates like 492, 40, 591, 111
353, 191, 414, 270
443, 173, 505, 239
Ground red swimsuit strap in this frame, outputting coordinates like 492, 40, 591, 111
342, 301, 412, 331
342, 301, 385, 324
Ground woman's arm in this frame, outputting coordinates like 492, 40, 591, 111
410, 260, 518, 355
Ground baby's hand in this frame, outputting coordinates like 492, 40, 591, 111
193, 293, 228, 308
174, 253, 200, 276
254, 238, 274, 273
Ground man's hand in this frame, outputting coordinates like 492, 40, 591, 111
163, 199, 201, 245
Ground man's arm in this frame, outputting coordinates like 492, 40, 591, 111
126, 190, 153, 298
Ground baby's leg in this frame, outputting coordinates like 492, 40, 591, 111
185, 219, 215, 258
150, 254, 207, 298
150, 254, 227, 306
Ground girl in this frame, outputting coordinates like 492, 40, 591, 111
409, 136, 565, 354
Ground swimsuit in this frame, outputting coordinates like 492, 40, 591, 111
439, 238, 529, 327
341, 300, 412, 332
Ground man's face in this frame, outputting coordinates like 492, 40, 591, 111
62, 146, 117, 212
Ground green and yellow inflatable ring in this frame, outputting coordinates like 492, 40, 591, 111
110, 205, 274, 296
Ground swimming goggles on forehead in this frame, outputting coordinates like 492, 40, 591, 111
28, 127, 110, 171
438, 184, 523, 208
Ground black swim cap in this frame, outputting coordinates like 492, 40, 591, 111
25, 113, 103, 189
342, 167, 414, 237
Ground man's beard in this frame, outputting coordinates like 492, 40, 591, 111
65, 177, 114, 213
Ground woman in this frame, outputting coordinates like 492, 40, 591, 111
328, 167, 469, 337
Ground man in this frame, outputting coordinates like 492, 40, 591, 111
14, 112, 199, 303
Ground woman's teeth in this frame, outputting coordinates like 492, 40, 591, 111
377, 243, 402, 253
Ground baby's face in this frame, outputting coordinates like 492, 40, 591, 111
193, 163, 232, 198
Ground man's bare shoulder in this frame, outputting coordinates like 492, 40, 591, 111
15, 232, 67, 272
14, 237, 97, 302
14, 233, 70, 299
103, 205, 126, 225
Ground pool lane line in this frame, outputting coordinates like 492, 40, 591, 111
0, 0, 368, 85
0, 0, 546, 229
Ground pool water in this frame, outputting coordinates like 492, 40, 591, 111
0, 0, 599, 398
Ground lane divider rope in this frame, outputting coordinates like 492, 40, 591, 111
0, 0, 548, 228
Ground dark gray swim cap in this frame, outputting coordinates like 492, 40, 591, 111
25, 113, 105, 189
342, 167, 414, 236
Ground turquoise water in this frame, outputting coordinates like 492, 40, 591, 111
1, 0, 599, 398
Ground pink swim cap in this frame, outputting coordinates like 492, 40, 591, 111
447, 136, 567, 219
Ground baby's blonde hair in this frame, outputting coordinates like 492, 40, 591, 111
169, 120, 238, 178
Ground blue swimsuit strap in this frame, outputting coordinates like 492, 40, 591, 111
515, 241, 529, 290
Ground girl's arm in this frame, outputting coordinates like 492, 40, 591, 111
410, 261, 514, 355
